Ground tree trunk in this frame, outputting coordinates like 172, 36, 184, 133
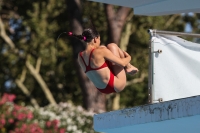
66, 0, 106, 113
120, 12, 134, 51
0, 18, 18, 53
105, 4, 132, 44
104, 4, 132, 110
26, 58, 57, 105
15, 79, 39, 109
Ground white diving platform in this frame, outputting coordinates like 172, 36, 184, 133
89, 0, 200, 16
94, 95, 200, 133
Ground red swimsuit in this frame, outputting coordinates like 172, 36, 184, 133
79, 49, 116, 94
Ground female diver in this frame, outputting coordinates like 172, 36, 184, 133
68, 28, 138, 94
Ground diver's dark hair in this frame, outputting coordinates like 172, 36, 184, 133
68, 28, 99, 43
67, 16, 99, 43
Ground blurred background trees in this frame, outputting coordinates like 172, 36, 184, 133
0, 0, 199, 114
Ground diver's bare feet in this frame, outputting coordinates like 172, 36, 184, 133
125, 64, 138, 76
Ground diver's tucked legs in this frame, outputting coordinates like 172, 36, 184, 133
107, 43, 138, 76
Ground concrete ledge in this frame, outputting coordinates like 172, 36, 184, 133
94, 95, 200, 133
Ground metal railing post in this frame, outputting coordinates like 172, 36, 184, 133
148, 29, 200, 38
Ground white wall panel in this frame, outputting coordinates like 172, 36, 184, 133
151, 35, 200, 103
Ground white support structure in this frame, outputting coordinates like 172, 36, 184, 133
94, 95, 200, 133
148, 29, 200, 103
88, 0, 200, 16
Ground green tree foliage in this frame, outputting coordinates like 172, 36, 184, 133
0, 0, 81, 106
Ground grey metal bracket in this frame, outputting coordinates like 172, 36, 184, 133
153, 49, 162, 53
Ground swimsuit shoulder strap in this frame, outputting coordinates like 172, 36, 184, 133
88, 49, 95, 67
79, 52, 87, 67
79, 49, 95, 67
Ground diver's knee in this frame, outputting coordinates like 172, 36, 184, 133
107, 43, 118, 51
114, 88, 125, 93
114, 85, 126, 93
